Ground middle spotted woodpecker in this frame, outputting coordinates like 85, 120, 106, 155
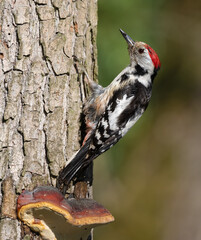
57, 29, 161, 189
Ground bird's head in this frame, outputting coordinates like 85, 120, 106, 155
120, 29, 161, 72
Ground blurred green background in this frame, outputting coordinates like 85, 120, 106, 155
94, 0, 201, 239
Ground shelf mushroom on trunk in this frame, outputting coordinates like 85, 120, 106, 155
17, 186, 114, 240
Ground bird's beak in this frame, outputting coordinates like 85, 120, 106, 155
120, 29, 135, 46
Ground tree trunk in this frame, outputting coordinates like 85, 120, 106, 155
0, 0, 97, 239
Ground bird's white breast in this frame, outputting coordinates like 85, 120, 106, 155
121, 109, 144, 136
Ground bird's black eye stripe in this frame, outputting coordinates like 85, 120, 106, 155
138, 48, 144, 54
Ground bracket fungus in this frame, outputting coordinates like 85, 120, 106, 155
17, 186, 114, 240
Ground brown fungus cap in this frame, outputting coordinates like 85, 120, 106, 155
17, 186, 114, 240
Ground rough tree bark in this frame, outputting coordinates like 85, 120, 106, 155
0, 0, 97, 239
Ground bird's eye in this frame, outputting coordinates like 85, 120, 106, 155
138, 48, 144, 54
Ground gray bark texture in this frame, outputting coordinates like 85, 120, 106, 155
0, 0, 98, 239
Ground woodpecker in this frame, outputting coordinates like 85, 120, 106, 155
57, 29, 161, 189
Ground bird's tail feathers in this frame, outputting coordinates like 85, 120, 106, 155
57, 140, 91, 189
